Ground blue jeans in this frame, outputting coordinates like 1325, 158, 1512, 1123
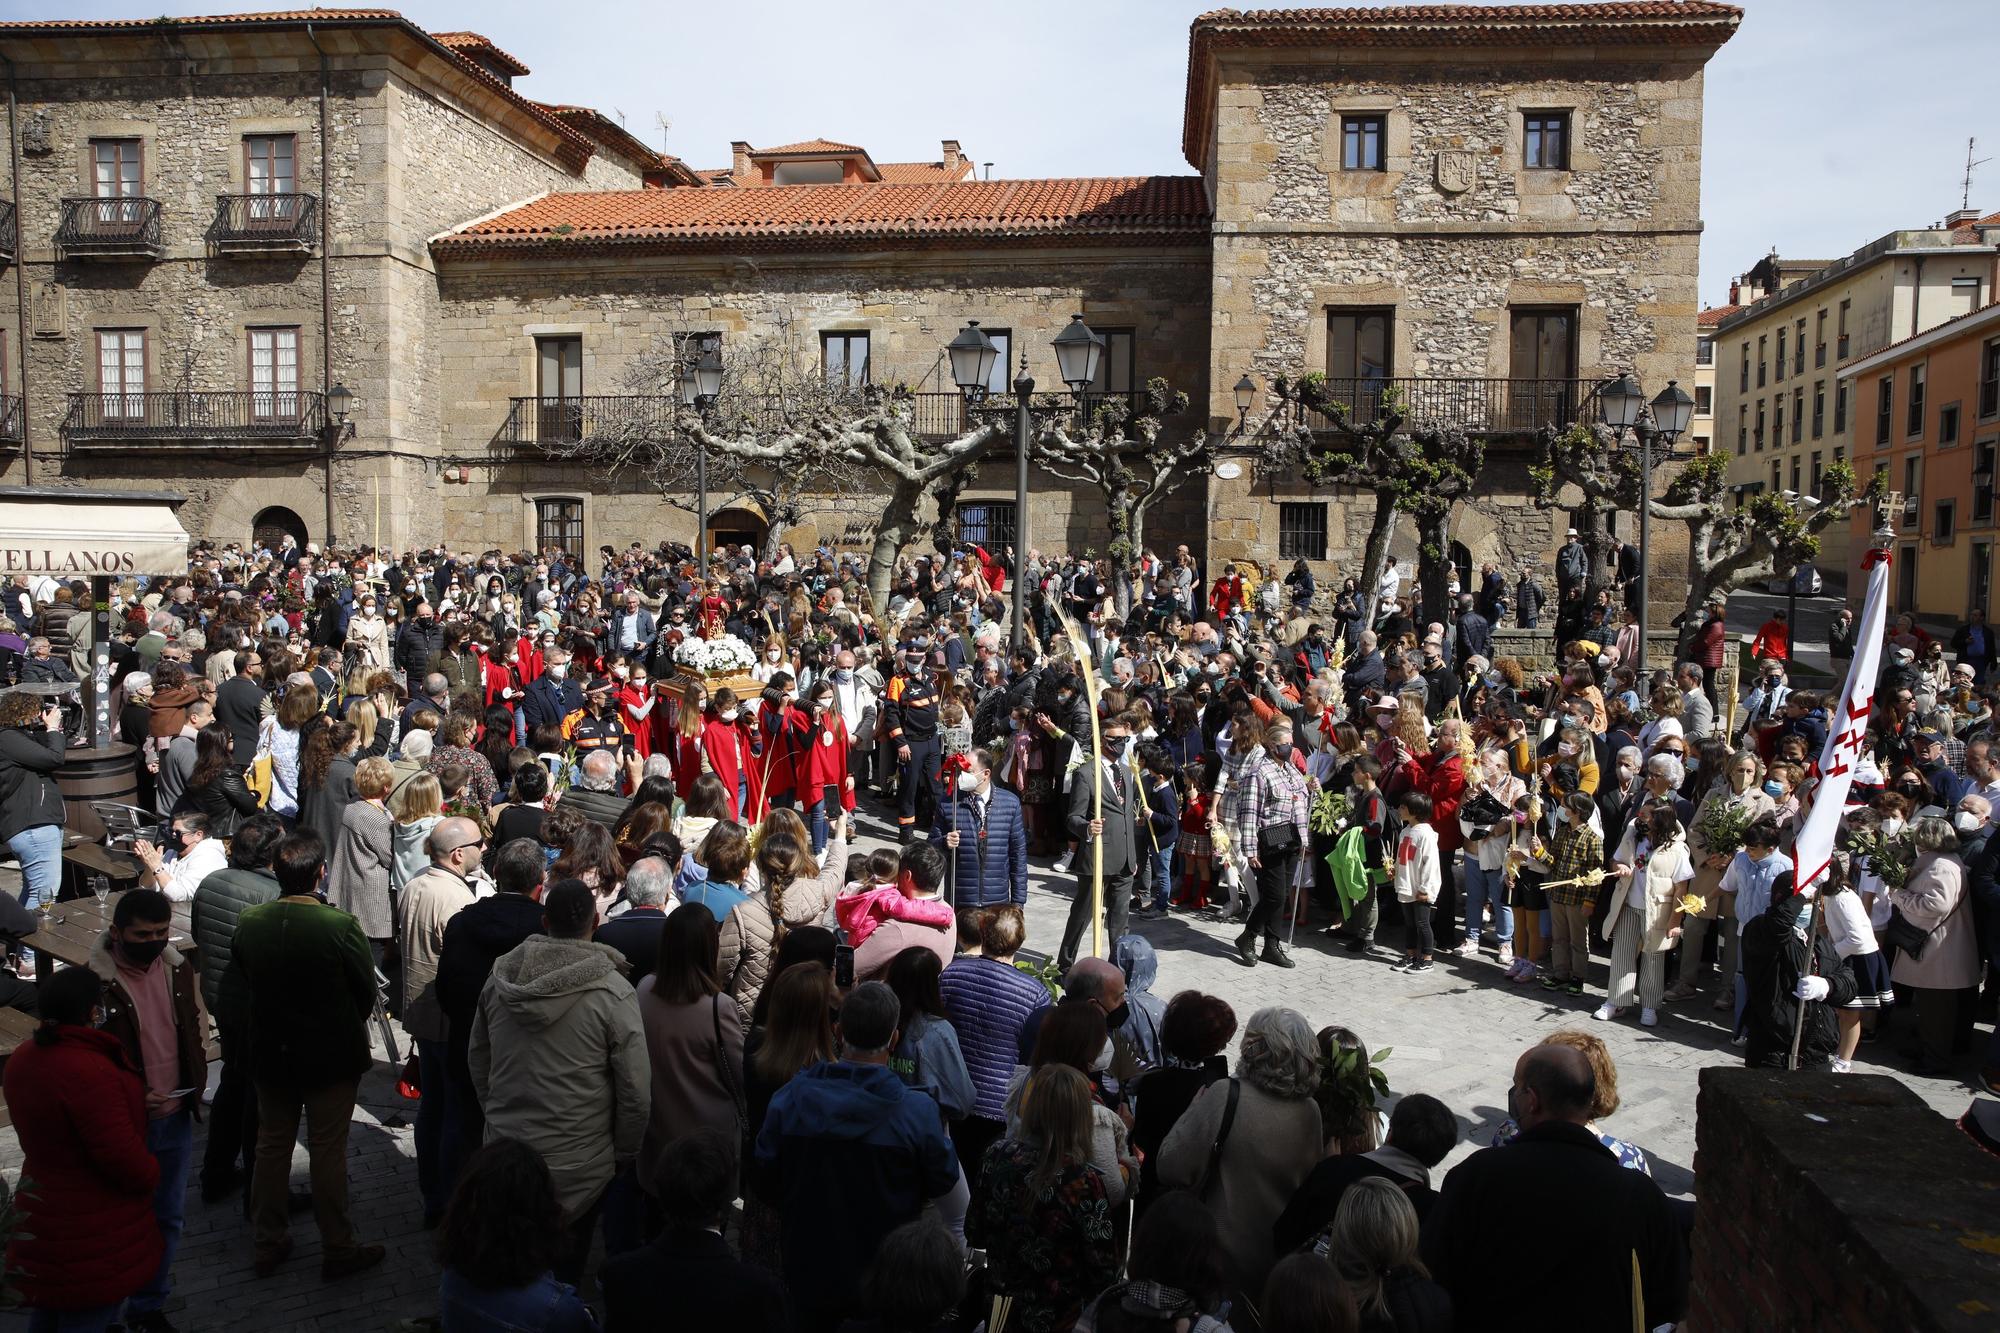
1463, 859, 1512, 943
28, 1305, 122, 1333
1147, 848, 1174, 912
127, 1108, 193, 1316
415, 1038, 460, 1220
9, 822, 61, 967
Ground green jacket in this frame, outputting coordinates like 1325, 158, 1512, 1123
1328, 826, 1375, 919
231, 895, 376, 1091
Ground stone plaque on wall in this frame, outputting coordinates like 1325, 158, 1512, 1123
29, 282, 67, 340
1435, 150, 1475, 193
19, 111, 52, 157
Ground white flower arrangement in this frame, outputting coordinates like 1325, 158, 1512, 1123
674, 633, 757, 676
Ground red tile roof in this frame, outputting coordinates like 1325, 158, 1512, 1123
433, 176, 1212, 258
0, 9, 597, 172
1182, 4, 1743, 170
432, 30, 531, 77
877, 159, 978, 184
1697, 305, 1740, 328
1840, 299, 2000, 375
756, 139, 867, 156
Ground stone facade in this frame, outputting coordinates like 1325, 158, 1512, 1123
428, 247, 1211, 555
1198, 32, 1721, 609
0, 17, 639, 549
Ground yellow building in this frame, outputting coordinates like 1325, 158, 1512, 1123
1715, 219, 1998, 578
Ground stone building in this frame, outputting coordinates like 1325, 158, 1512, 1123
1713, 218, 1999, 578
2, 4, 1741, 597
1191, 3, 1737, 602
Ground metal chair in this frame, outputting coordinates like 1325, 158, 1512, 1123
89, 801, 162, 850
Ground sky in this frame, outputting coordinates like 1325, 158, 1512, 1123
13, 0, 2000, 307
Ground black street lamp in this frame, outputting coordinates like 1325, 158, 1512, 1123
950, 314, 1102, 654
678, 349, 724, 577
1234, 374, 1257, 432
1600, 373, 1692, 675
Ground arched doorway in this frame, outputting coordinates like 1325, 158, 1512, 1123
1449, 540, 1473, 600
707, 506, 769, 558
252, 506, 309, 554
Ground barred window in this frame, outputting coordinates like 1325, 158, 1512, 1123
1278, 502, 1328, 561
955, 502, 1016, 551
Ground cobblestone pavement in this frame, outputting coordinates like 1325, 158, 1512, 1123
0, 794, 1980, 1332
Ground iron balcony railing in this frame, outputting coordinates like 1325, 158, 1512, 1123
209, 193, 319, 253
501, 396, 678, 448
62, 391, 327, 447
502, 389, 1151, 449
0, 395, 21, 444
1295, 377, 1604, 435
0, 199, 15, 265
55, 197, 164, 259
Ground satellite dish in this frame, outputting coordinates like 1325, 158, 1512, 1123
1214, 461, 1243, 480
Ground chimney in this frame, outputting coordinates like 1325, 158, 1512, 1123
731, 140, 752, 180
1729, 279, 1740, 304
1945, 207, 1981, 227
941, 139, 962, 175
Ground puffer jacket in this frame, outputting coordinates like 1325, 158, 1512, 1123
469, 934, 650, 1216
190, 865, 281, 1025
3, 1025, 162, 1310
716, 834, 847, 1007
0, 723, 67, 842
1111, 935, 1166, 1069
938, 954, 1050, 1122
928, 785, 1028, 907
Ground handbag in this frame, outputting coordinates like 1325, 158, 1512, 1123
247, 715, 276, 808
1883, 871, 1967, 960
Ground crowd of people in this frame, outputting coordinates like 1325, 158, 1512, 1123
0, 526, 1994, 1333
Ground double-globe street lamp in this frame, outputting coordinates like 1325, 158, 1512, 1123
1598, 372, 1695, 676
675, 347, 725, 577
946, 314, 1105, 654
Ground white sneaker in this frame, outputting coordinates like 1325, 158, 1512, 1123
1052, 851, 1074, 873
1640, 1008, 1658, 1028
1830, 1058, 1852, 1073
1592, 1002, 1620, 1021
1497, 945, 1516, 968
1730, 1032, 1749, 1047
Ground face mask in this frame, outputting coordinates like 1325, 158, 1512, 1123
1270, 742, 1294, 762
548, 662, 569, 679
956, 771, 982, 795
784, 691, 798, 705
1558, 742, 1577, 757
832, 668, 853, 683
1102, 1001, 1129, 1032
1956, 810, 1984, 833
118, 936, 169, 967
1103, 736, 1129, 759
720, 707, 739, 722
612, 666, 629, 680
1762, 780, 1785, 798
1880, 816, 1904, 837
767, 650, 781, 661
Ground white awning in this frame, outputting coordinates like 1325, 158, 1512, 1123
0, 493, 190, 578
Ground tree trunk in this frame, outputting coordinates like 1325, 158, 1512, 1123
1354, 489, 1399, 631
866, 486, 923, 626
1416, 507, 1453, 636
1108, 487, 1137, 619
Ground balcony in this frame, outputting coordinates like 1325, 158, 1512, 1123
55, 197, 164, 260
0, 396, 21, 445
0, 199, 15, 265
500, 395, 678, 450
209, 193, 318, 255
62, 391, 327, 450
1294, 377, 1604, 436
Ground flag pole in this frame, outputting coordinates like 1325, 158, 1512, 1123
1784, 507, 1896, 1069
1055, 607, 1106, 959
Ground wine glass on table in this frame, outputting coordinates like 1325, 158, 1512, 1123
92, 874, 111, 913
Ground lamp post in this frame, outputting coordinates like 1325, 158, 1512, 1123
1780, 488, 1823, 664
1234, 374, 1257, 433
1599, 373, 1692, 676
677, 348, 724, 577
949, 314, 1102, 656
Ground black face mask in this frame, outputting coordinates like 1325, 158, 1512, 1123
118, 936, 169, 967
1103, 1001, 1130, 1031
1103, 736, 1129, 759
1269, 742, 1294, 762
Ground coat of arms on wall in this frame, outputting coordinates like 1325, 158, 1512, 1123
1435, 150, 1476, 193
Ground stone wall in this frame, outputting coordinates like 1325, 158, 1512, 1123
1689, 1067, 2000, 1333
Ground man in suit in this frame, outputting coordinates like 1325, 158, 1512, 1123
932, 749, 1028, 909
523, 646, 584, 732
215, 651, 267, 765
608, 589, 656, 660
1057, 712, 1139, 971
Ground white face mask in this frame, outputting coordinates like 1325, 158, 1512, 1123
612, 666, 629, 681
547, 661, 569, 679
956, 771, 981, 794
1955, 810, 1984, 833
1089, 1040, 1113, 1073
1880, 816, 1904, 837
720, 707, 739, 722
